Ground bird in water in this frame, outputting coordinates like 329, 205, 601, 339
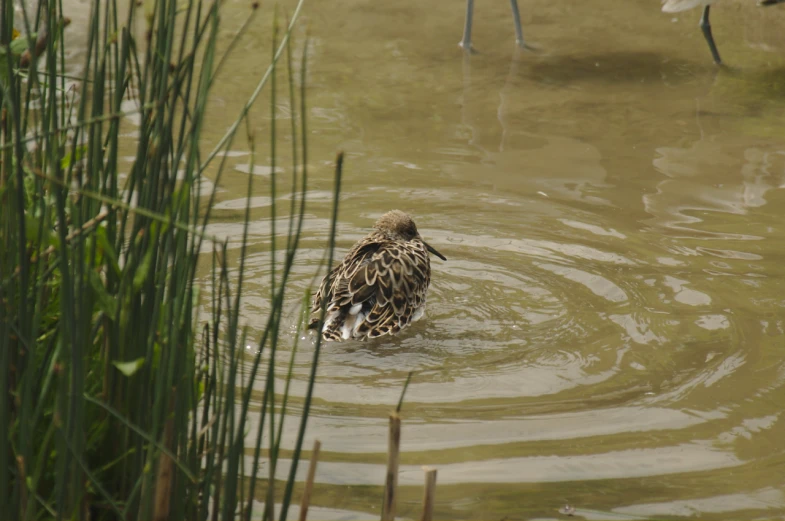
309, 210, 446, 342
662, 0, 785, 65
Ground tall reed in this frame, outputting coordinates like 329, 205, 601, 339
0, 0, 336, 519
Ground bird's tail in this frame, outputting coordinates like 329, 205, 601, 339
308, 309, 347, 341
759, 0, 785, 6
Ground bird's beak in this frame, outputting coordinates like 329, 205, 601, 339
423, 241, 446, 261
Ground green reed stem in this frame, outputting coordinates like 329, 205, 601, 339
2, 0, 329, 519
397, 372, 414, 413
279, 151, 344, 521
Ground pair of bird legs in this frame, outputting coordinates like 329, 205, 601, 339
459, 0, 526, 52
460, 1, 723, 65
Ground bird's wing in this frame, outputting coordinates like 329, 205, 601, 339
311, 241, 379, 317
345, 242, 431, 336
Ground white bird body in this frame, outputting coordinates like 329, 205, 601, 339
662, 0, 717, 13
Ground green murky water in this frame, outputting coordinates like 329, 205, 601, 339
210, 0, 785, 518
70, 0, 785, 517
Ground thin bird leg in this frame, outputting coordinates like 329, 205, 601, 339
509, 0, 525, 47
699, 6, 722, 65
460, 0, 474, 51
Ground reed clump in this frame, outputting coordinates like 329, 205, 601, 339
0, 0, 338, 519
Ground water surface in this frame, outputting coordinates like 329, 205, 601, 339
198, 0, 785, 518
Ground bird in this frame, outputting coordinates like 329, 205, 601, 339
662, 0, 785, 65
309, 210, 446, 342
459, 0, 526, 51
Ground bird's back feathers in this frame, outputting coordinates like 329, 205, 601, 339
310, 232, 432, 341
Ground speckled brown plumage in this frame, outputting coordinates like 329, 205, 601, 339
309, 210, 446, 342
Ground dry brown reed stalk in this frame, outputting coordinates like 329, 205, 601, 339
381, 412, 401, 521
153, 392, 176, 521
420, 467, 437, 521
19, 17, 71, 68
16, 456, 27, 520
298, 439, 322, 521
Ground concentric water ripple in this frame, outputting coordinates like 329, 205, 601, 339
211, 116, 785, 514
